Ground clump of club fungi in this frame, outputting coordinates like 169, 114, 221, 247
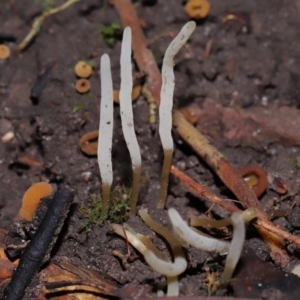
92, 21, 197, 218
185, 0, 211, 20
0, 44, 10, 60
74, 61, 93, 78
97, 27, 142, 217
113, 208, 257, 295
19, 182, 53, 222
112, 209, 187, 297
168, 208, 257, 291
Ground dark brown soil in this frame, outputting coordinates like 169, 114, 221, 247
2, 0, 300, 299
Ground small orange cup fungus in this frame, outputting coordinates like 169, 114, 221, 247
74, 61, 93, 78
19, 182, 53, 222
76, 79, 91, 94
113, 84, 142, 104
185, 0, 210, 20
132, 84, 142, 101
113, 90, 120, 103
0, 44, 10, 60
79, 130, 99, 155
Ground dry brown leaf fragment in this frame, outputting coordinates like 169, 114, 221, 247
40, 260, 119, 298
79, 130, 98, 155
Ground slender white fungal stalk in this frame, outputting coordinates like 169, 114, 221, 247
167, 276, 179, 297
220, 213, 245, 286
98, 54, 114, 216
119, 27, 142, 216
158, 21, 196, 209
168, 208, 230, 254
112, 223, 186, 277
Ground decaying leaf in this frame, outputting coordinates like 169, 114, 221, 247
39, 258, 119, 298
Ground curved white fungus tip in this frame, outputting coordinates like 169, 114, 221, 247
112, 223, 187, 277
220, 212, 245, 285
144, 249, 187, 277
168, 208, 230, 253
119, 26, 141, 169
242, 207, 258, 223
159, 21, 196, 151
98, 53, 113, 185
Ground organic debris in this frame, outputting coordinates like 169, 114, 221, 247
0, 45, 10, 60
16, 0, 80, 54
30, 62, 55, 104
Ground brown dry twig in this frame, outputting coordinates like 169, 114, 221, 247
112, 0, 162, 105
17, 0, 80, 54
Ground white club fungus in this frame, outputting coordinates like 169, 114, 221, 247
98, 54, 114, 216
168, 208, 230, 254
119, 27, 142, 216
158, 21, 196, 209
111, 223, 187, 277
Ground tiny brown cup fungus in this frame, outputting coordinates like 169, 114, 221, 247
179, 107, 198, 125
185, 0, 211, 20
239, 165, 268, 197
0, 44, 10, 60
74, 61, 93, 78
113, 84, 142, 104
19, 182, 53, 222
76, 78, 90, 94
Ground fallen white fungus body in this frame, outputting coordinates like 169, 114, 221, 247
158, 21, 196, 209
168, 208, 230, 254
98, 54, 114, 215
119, 27, 142, 216
112, 223, 187, 277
